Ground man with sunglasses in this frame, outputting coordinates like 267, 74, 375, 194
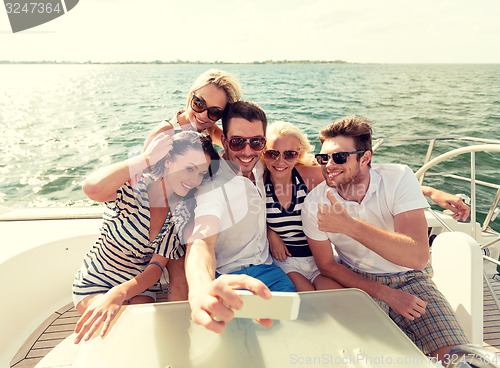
301, 116, 468, 359
186, 101, 295, 333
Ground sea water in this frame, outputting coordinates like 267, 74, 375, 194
1, 63, 499, 229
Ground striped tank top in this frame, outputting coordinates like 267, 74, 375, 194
265, 167, 313, 257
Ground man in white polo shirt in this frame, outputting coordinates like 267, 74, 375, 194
186, 101, 295, 333
302, 116, 468, 359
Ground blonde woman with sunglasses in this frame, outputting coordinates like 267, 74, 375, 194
144, 69, 241, 148
263, 121, 343, 291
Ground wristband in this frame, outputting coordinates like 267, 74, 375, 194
148, 261, 164, 272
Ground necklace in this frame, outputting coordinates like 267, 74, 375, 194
149, 179, 175, 241
161, 178, 174, 226
154, 195, 174, 240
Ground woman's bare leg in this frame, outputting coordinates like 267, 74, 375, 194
128, 295, 155, 304
287, 271, 316, 292
75, 294, 103, 315
166, 256, 188, 302
313, 275, 343, 290
76, 292, 155, 316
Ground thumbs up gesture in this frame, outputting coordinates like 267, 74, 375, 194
317, 189, 353, 233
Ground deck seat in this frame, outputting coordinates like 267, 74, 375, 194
431, 231, 483, 346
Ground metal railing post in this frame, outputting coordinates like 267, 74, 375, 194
419, 139, 436, 185
471, 152, 477, 240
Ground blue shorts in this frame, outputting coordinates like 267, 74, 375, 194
221, 264, 296, 292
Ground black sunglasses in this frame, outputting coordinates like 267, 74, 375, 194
191, 94, 224, 121
315, 150, 367, 165
264, 150, 299, 162
227, 136, 267, 151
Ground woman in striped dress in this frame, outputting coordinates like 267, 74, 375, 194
72, 131, 219, 343
263, 121, 342, 292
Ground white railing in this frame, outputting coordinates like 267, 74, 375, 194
374, 136, 500, 314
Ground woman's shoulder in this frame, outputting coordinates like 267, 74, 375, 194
152, 111, 186, 134
152, 120, 176, 136
295, 164, 324, 191
205, 124, 223, 147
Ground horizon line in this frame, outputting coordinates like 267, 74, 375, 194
1, 60, 499, 65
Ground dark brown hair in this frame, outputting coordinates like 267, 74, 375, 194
319, 116, 373, 164
222, 100, 267, 137
148, 131, 219, 180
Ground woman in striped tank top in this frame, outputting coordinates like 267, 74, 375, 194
72, 131, 219, 343
263, 121, 343, 292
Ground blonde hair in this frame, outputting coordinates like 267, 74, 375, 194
266, 121, 317, 166
186, 69, 242, 109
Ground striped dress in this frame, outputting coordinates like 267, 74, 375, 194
72, 175, 194, 305
265, 167, 313, 257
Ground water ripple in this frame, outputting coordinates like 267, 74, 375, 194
1, 64, 500, 229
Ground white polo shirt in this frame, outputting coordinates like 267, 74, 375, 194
195, 159, 272, 274
302, 163, 429, 275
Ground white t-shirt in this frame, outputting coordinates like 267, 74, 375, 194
302, 163, 429, 275
195, 160, 272, 274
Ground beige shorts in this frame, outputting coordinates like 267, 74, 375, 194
274, 256, 320, 283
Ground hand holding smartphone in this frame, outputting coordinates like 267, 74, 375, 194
232, 290, 300, 320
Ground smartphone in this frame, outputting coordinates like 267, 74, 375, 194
232, 290, 300, 320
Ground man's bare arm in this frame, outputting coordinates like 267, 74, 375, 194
307, 236, 427, 320
185, 215, 271, 333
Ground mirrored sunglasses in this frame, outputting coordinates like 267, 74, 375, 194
315, 150, 367, 165
227, 136, 267, 151
264, 150, 299, 162
191, 94, 224, 121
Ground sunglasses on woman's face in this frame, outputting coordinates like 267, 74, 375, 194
227, 136, 267, 151
191, 94, 224, 121
264, 150, 299, 162
315, 150, 367, 165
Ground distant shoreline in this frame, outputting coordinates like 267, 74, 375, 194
0, 59, 351, 65
1, 60, 496, 66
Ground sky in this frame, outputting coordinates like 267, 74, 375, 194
1, 0, 499, 63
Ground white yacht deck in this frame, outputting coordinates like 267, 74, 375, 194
10, 282, 500, 368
